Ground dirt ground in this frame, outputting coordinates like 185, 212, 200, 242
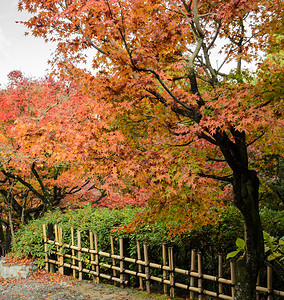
0, 269, 183, 300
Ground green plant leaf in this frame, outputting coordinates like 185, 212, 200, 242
236, 238, 245, 250
227, 250, 240, 259
268, 252, 282, 261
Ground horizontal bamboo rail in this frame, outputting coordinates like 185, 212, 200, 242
43, 224, 284, 299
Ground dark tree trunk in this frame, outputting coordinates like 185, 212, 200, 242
233, 170, 264, 300
214, 129, 264, 300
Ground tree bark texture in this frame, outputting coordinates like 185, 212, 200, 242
233, 171, 264, 300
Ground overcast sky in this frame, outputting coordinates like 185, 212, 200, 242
0, 1, 258, 89
0, 1, 56, 88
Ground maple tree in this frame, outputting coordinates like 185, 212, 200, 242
0, 69, 148, 246
0, 72, 71, 244
0, 71, 102, 246
17, 0, 284, 299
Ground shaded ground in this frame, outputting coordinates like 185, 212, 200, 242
0, 269, 182, 300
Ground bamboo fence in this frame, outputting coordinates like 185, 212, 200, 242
43, 224, 284, 300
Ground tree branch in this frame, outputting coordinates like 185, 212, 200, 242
198, 172, 233, 183
1, 169, 44, 201
31, 162, 49, 201
246, 132, 265, 147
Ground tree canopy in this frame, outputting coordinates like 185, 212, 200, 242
1, 0, 283, 298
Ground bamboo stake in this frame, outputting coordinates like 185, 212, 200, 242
256, 272, 260, 300
197, 252, 202, 300
137, 240, 143, 290
58, 227, 64, 275
218, 254, 223, 296
267, 265, 273, 300
119, 237, 125, 287
144, 242, 151, 293
190, 249, 196, 300
230, 262, 235, 299
77, 230, 82, 281
162, 243, 167, 295
54, 224, 59, 267
169, 246, 175, 298
94, 233, 99, 283
110, 235, 117, 285
71, 227, 76, 278
89, 231, 95, 280
43, 224, 48, 272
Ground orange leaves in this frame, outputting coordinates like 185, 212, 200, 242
12, 0, 283, 230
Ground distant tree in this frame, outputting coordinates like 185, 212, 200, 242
0, 72, 94, 240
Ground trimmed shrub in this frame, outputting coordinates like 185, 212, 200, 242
12, 204, 283, 286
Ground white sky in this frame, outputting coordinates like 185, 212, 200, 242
0, 1, 259, 89
0, 1, 56, 88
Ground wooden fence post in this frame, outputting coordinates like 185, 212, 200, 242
47, 223, 55, 273
43, 224, 48, 272
218, 254, 223, 296
58, 226, 64, 275
54, 224, 59, 270
110, 235, 117, 285
89, 231, 95, 279
71, 227, 76, 278
144, 242, 151, 293
256, 272, 260, 300
77, 230, 82, 281
162, 243, 167, 296
137, 240, 143, 290
94, 233, 99, 283
119, 237, 125, 287
198, 252, 202, 300
169, 246, 175, 298
190, 249, 196, 300
267, 265, 273, 300
230, 261, 235, 299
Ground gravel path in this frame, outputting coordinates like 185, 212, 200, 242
0, 270, 173, 300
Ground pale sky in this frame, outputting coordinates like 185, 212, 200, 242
0, 1, 258, 89
0, 1, 56, 88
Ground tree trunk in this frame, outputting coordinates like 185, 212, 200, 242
233, 170, 264, 300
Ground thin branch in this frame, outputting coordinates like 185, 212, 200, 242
71, 19, 110, 56
146, 88, 168, 107
31, 162, 49, 200
257, 99, 273, 109
246, 132, 265, 147
1, 169, 44, 201
36, 100, 60, 121
198, 131, 218, 145
138, 67, 193, 110
169, 129, 191, 136
206, 156, 226, 162
198, 172, 233, 183
137, 134, 193, 147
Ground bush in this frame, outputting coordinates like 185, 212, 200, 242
12, 205, 139, 267
12, 204, 284, 271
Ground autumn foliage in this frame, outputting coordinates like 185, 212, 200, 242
0, 70, 150, 234
1, 0, 284, 298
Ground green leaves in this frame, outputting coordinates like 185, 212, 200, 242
227, 232, 284, 263
226, 238, 245, 260
236, 237, 245, 249
263, 231, 284, 262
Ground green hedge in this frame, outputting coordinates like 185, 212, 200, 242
12, 204, 284, 269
